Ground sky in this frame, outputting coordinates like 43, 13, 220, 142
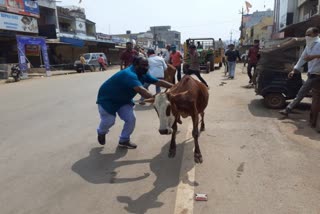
58, 0, 274, 42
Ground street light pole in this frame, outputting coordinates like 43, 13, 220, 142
240, 7, 244, 45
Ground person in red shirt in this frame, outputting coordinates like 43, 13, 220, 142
169, 45, 183, 83
247, 40, 260, 85
120, 42, 139, 70
98, 54, 107, 71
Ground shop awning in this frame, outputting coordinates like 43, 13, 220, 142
281, 15, 320, 37
46, 39, 69, 44
60, 37, 84, 47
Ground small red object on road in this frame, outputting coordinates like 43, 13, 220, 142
195, 193, 208, 201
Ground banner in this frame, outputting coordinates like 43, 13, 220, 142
6, 0, 39, 17
25, 44, 40, 56
6, 0, 24, 13
23, 0, 39, 15
16, 35, 51, 76
0, 12, 38, 33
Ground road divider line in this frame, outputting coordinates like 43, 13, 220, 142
174, 123, 195, 214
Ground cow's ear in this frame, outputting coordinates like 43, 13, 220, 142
144, 97, 155, 103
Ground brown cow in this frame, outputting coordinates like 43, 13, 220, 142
146, 75, 209, 163
164, 64, 176, 84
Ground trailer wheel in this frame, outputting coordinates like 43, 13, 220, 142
264, 93, 286, 109
206, 62, 210, 73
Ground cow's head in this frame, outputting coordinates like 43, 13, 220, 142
145, 91, 187, 135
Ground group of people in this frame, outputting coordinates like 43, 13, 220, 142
95, 40, 213, 148
79, 54, 107, 72
224, 39, 260, 83
95, 27, 320, 149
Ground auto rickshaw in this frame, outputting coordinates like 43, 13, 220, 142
255, 38, 306, 109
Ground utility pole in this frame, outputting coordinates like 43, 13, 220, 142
239, 7, 244, 45
230, 31, 233, 44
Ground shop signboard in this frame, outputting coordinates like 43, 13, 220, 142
0, 12, 38, 33
25, 44, 40, 56
6, 0, 39, 17
23, 0, 39, 15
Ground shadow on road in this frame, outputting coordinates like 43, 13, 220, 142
248, 99, 320, 140
72, 140, 196, 213
72, 147, 150, 184
117, 140, 196, 214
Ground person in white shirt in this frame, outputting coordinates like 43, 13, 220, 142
162, 45, 171, 63
139, 49, 168, 105
280, 27, 320, 116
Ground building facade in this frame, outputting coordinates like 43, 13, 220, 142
273, 0, 320, 38
241, 10, 274, 46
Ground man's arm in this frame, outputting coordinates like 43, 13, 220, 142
134, 86, 154, 99
155, 79, 173, 88
288, 48, 307, 78
294, 48, 307, 71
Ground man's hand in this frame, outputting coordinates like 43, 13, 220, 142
155, 79, 173, 89
134, 86, 153, 99
288, 70, 295, 79
304, 55, 315, 62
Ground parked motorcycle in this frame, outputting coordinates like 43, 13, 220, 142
11, 64, 22, 82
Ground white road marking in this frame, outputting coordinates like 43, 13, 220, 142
174, 123, 195, 214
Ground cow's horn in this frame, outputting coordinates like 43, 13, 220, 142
144, 97, 155, 103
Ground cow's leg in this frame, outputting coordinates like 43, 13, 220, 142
200, 112, 205, 132
192, 113, 203, 163
168, 121, 178, 158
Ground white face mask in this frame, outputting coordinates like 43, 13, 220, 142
305, 36, 318, 48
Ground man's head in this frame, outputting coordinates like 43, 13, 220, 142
219, 38, 222, 41
189, 44, 196, 53
253, 39, 260, 47
306, 27, 319, 37
133, 56, 149, 76
228, 44, 235, 50
166, 45, 171, 51
126, 42, 133, 50
171, 45, 177, 52
147, 49, 155, 57
99, 54, 103, 57
134, 45, 140, 52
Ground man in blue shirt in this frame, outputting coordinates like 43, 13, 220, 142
96, 57, 173, 148
224, 44, 241, 79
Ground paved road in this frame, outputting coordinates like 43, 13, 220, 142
0, 66, 320, 214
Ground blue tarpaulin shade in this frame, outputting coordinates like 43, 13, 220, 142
60, 37, 84, 47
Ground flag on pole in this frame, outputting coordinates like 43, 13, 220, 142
245, 1, 252, 13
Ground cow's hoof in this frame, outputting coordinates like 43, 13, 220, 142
168, 150, 176, 158
194, 154, 203, 163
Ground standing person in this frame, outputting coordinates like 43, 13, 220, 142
96, 57, 173, 148
184, 44, 209, 87
162, 45, 171, 63
279, 27, 320, 116
169, 45, 183, 83
224, 44, 241, 79
134, 45, 145, 57
120, 42, 138, 70
80, 54, 86, 73
247, 40, 260, 85
139, 49, 168, 105
98, 54, 107, 71
217, 38, 225, 49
